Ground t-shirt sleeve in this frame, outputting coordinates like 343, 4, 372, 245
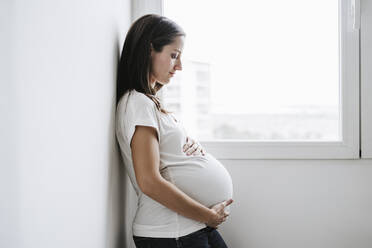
124, 94, 160, 146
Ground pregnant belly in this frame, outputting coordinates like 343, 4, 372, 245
161, 153, 233, 209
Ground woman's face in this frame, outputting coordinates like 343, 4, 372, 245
150, 36, 184, 87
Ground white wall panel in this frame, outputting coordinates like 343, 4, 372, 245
0, 0, 131, 247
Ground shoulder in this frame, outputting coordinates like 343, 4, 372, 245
130, 90, 156, 107
118, 90, 161, 123
118, 90, 156, 111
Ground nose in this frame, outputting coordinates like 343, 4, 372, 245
174, 59, 182, 71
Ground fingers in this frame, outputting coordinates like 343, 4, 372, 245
183, 137, 205, 156
215, 199, 233, 214
183, 137, 193, 152
217, 214, 230, 229
184, 142, 199, 155
224, 199, 234, 207
219, 199, 233, 209
212, 199, 234, 214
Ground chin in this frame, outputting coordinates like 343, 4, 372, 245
160, 79, 171, 84
155, 77, 171, 86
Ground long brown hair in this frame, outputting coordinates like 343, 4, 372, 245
116, 14, 185, 114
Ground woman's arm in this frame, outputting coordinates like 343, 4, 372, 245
130, 125, 214, 224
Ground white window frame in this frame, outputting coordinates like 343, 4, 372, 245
361, 0, 372, 158
132, 0, 361, 160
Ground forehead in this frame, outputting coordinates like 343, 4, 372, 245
164, 36, 184, 52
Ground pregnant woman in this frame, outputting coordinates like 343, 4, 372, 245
115, 14, 234, 248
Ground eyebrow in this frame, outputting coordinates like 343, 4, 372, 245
173, 49, 182, 54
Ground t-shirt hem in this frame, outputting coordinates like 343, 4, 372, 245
132, 222, 207, 238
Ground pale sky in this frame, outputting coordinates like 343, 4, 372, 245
164, 0, 339, 114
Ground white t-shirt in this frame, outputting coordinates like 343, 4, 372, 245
115, 89, 233, 238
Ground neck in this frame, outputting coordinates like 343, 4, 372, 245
149, 75, 156, 89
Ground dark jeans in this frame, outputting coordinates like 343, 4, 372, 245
133, 226, 228, 248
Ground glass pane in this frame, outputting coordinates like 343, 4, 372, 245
162, 0, 340, 141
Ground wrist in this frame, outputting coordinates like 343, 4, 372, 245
202, 208, 216, 224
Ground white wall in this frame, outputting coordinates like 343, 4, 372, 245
218, 159, 372, 248
0, 0, 131, 247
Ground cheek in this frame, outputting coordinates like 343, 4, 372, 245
159, 55, 173, 68
151, 55, 173, 77
151, 57, 163, 75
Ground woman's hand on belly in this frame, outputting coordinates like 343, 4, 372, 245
183, 136, 206, 156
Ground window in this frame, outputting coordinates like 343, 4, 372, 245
132, 0, 360, 159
